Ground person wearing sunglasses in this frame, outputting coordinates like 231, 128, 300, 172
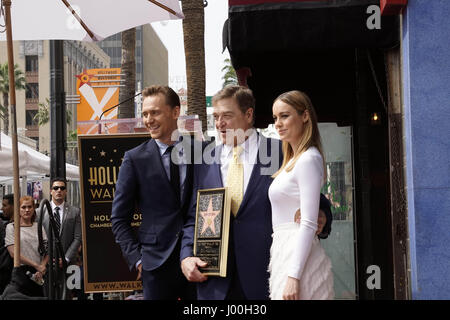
39, 177, 82, 299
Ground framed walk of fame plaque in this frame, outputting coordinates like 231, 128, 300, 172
194, 187, 231, 277
78, 133, 150, 292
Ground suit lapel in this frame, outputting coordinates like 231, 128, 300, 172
181, 163, 193, 206
147, 139, 176, 196
211, 144, 223, 188
237, 161, 262, 217
147, 139, 184, 206
60, 203, 70, 235
236, 134, 268, 217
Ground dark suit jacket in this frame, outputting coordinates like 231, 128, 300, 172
181, 134, 283, 300
111, 139, 193, 273
40, 202, 81, 264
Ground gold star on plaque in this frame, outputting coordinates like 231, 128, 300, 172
200, 198, 220, 235
100, 150, 106, 157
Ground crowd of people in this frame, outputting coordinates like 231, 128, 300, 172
1, 84, 335, 300
0, 178, 87, 299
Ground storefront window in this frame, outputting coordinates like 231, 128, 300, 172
319, 123, 357, 299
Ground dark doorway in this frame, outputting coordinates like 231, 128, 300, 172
225, 0, 402, 298
242, 48, 395, 299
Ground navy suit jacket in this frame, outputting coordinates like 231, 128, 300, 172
181, 134, 282, 300
111, 139, 193, 273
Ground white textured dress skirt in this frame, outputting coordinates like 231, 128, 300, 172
268, 147, 334, 300
268, 222, 334, 300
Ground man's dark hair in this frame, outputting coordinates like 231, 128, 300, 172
212, 85, 255, 115
141, 85, 180, 109
50, 177, 67, 189
2, 194, 14, 205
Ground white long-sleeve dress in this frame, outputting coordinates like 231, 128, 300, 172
268, 147, 334, 300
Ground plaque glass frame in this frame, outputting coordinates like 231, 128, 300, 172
193, 187, 231, 277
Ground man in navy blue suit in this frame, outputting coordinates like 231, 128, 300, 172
180, 86, 332, 300
111, 85, 194, 300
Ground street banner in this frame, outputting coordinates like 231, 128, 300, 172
76, 68, 122, 135
78, 133, 150, 292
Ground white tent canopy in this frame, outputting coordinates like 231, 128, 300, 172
0, 0, 183, 42
0, 132, 79, 181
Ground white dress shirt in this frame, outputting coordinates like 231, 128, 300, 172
219, 129, 259, 193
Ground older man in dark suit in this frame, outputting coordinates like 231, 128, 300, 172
111, 85, 194, 300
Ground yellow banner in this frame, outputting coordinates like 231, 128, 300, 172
76, 68, 121, 134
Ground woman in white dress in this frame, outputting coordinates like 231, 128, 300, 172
268, 90, 334, 300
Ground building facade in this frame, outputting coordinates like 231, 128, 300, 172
402, 0, 450, 299
97, 24, 169, 93
0, 40, 110, 159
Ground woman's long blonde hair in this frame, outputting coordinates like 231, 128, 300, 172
272, 90, 326, 180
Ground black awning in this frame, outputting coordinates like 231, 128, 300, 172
224, 0, 398, 128
225, 0, 399, 69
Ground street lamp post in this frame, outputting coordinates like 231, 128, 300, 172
49, 40, 67, 180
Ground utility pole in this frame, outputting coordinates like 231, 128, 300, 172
49, 40, 66, 180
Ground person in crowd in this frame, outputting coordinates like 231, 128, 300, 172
1, 194, 14, 222
269, 90, 334, 300
0, 194, 15, 294
39, 178, 82, 299
180, 85, 332, 300
5, 195, 49, 297
111, 85, 195, 300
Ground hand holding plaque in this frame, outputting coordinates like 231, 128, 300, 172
193, 188, 231, 277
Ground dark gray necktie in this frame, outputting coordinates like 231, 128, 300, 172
54, 207, 61, 235
166, 145, 180, 202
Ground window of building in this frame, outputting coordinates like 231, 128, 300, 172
26, 83, 39, 99
26, 110, 38, 126
25, 55, 38, 72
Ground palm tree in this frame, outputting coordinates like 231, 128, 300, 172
118, 28, 136, 123
33, 97, 72, 126
0, 63, 26, 135
222, 58, 238, 88
0, 104, 6, 128
181, 0, 207, 133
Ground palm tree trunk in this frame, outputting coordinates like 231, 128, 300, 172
118, 28, 136, 122
3, 93, 9, 135
181, 0, 207, 133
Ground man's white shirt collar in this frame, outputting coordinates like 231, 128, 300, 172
221, 128, 258, 164
51, 201, 64, 212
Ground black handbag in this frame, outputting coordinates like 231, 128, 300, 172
0, 246, 13, 272
0, 221, 13, 275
